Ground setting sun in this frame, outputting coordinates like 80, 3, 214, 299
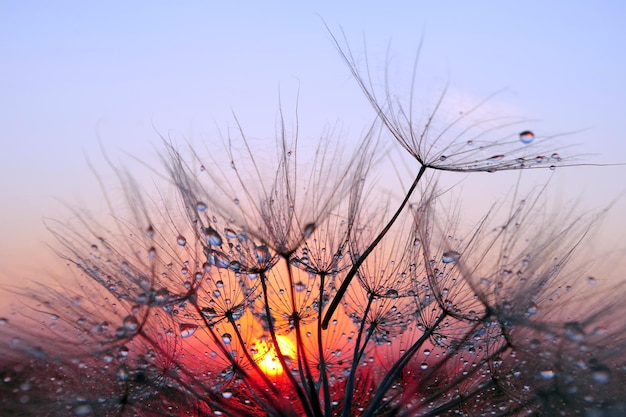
253, 335, 297, 377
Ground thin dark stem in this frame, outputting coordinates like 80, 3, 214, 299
342, 291, 376, 417
227, 315, 281, 397
317, 272, 332, 417
323, 164, 428, 329
362, 311, 447, 417
260, 270, 315, 417
285, 258, 324, 417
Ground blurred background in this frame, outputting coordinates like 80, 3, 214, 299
1, 1, 625, 308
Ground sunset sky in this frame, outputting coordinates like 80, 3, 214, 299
1, 2, 626, 307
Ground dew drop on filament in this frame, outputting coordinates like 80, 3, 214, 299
519, 131, 535, 144
303, 223, 315, 238
205, 227, 223, 246
180, 323, 198, 338
442, 251, 460, 263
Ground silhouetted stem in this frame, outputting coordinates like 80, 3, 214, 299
260, 270, 315, 417
316, 272, 332, 417
362, 311, 447, 417
285, 258, 323, 417
342, 292, 375, 417
227, 315, 281, 397
322, 165, 427, 329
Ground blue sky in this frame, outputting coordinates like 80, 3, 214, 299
1, 2, 626, 300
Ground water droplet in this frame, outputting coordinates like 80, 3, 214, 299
224, 228, 237, 238
116, 365, 129, 381
588, 276, 596, 285
591, 365, 611, 384
255, 245, 271, 264
208, 249, 230, 269
303, 223, 315, 238
551, 152, 562, 161
222, 333, 233, 344
201, 307, 217, 319
423, 349, 431, 356
123, 315, 139, 331
540, 369, 555, 380
196, 202, 207, 212
294, 281, 307, 292
148, 246, 156, 258
535, 155, 544, 163
488, 155, 505, 162
176, 235, 187, 246
385, 289, 399, 298
146, 225, 155, 238
519, 131, 535, 144
527, 303, 538, 315
442, 251, 460, 263
420, 362, 428, 370
180, 323, 198, 338
222, 389, 233, 399
0, 318, 8, 326
205, 227, 223, 246
413, 238, 421, 247
439, 155, 447, 161
564, 322, 585, 343
232, 198, 240, 205
71, 402, 93, 416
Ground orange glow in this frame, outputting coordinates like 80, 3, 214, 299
253, 335, 296, 377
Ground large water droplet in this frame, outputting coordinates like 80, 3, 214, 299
116, 365, 129, 381
123, 315, 139, 331
205, 227, 223, 246
303, 223, 315, 238
519, 131, 535, 144
255, 245, 271, 264
176, 235, 187, 246
222, 333, 233, 344
180, 323, 198, 338
209, 250, 230, 269
201, 307, 217, 319
564, 322, 585, 343
442, 251, 460, 263
591, 364, 611, 384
